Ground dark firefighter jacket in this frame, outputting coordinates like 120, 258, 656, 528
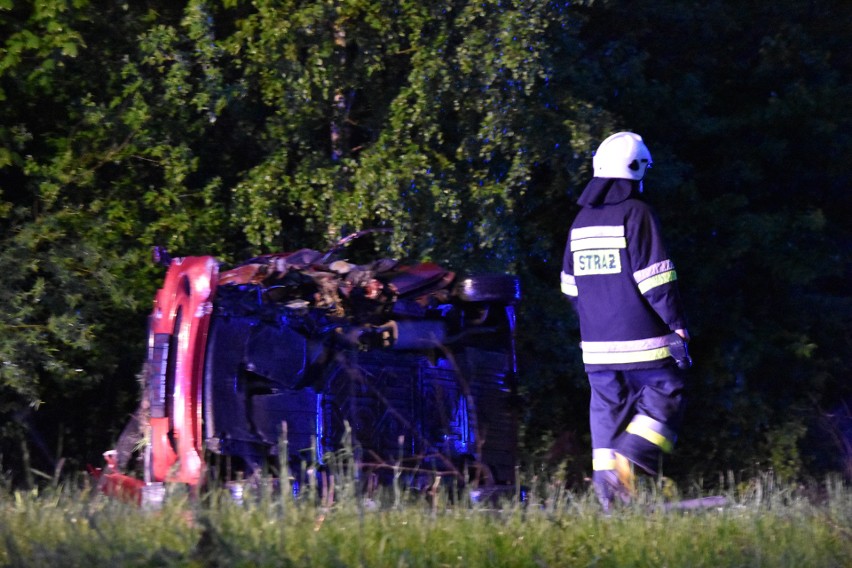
561, 178, 688, 372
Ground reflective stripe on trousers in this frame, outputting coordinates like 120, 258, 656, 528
593, 448, 617, 471
626, 414, 677, 453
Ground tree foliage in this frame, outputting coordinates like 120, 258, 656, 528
0, 0, 849, 484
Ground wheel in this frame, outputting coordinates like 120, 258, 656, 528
453, 274, 521, 304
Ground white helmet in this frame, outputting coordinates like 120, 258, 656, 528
592, 132, 653, 180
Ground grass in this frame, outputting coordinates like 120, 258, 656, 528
1, 471, 850, 567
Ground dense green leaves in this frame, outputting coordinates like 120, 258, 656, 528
0, 0, 849, 485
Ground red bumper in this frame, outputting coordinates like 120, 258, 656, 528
146, 256, 219, 486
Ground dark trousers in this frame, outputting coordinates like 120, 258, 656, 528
589, 366, 686, 474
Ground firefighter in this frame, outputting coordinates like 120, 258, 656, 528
560, 132, 691, 511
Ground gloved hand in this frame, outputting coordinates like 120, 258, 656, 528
669, 331, 693, 370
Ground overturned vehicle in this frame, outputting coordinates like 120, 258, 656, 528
103, 233, 521, 499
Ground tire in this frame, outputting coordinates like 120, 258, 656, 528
453, 274, 521, 304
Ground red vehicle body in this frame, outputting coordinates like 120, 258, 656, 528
100, 239, 520, 501
147, 255, 219, 486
